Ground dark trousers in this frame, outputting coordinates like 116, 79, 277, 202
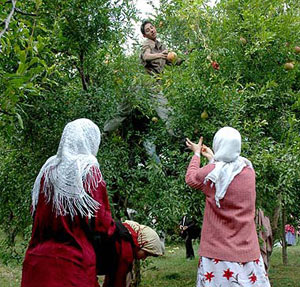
185, 235, 194, 259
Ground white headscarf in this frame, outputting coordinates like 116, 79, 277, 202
124, 220, 163, 256
204, 127, 252, 208
32, 118, 102, 219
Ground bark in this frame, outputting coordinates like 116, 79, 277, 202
0, 108, 14, 116
281, 206, 288, 265
15, 8, 37, 16
271, 205, 281, 238
77, 50, 88, 91
0, 0, 17, 40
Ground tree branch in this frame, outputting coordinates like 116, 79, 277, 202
0, 0, 17, 40
15, 8, 37, 17
0, 108, 14, 116
78, 50, 88, 91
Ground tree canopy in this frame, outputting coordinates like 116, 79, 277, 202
0, 0, 299, 263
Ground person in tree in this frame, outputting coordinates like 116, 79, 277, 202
139, 20, 183, 137
21, 118, 115, 287
185, 127, 271, 287
103, 220, 163, 287
103, 20, 183, 163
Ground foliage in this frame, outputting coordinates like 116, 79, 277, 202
0, 0, 299, 265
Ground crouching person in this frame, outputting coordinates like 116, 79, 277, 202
103, 220, 163, 287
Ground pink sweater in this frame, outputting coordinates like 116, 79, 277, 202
185, 155, 260, 262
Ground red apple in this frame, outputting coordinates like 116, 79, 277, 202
211, 61, 220, 70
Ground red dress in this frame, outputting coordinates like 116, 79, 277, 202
103, 223, 139, 287
21, 167, 115, 287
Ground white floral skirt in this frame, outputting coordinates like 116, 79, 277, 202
197, 255, 271, 287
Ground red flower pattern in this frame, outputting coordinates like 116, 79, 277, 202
213, 259, 220, 264
204, 272, 215, 282
223, 268, 234, 280
253, 259, 260, 264
249, 273, 257, 284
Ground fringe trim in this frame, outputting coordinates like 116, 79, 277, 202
33, 165, 102, 219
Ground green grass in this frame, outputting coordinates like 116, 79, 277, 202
140, 243, 300, 287
1, 242, 300, 287
139, 245, 198, 287
268, 245, 300, 287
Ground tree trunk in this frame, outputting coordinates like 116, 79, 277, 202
78, 50, 88, 91
271, 204, 281, 239
281, 206, 288, 265
131, 260, 141, 287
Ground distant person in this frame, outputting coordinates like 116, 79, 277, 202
103, 220, 163, 287
21, 119, 115, 287
179, 215, 201, 259
285, 224, 296, 246
255, 208, 273, 271
185, 127, 271, 286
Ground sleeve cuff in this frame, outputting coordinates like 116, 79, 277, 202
194, 152, 200, 157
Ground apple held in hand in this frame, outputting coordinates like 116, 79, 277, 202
284, 62, 294, 70
167, 51, 177, 63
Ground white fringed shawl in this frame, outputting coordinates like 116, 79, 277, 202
31, 118, 102, 219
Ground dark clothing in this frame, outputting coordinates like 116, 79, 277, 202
103, 223, 139, 287
21, 167, 115, 287
179, 215, 201, 259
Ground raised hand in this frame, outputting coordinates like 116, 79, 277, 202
201, 144, 214, 161
185, 136, 203, 154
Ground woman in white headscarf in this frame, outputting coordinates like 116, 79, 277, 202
185, 127, 271, 287
21, 119, 115, 287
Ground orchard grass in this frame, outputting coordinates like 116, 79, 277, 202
0, 242, 300, 287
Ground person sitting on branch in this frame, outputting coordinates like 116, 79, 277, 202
140, 20, 183, 75
103, 20, 184, 164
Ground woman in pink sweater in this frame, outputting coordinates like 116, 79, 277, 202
185, 127, 271, 287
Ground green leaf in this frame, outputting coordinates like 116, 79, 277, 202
16, 113, 24, 129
